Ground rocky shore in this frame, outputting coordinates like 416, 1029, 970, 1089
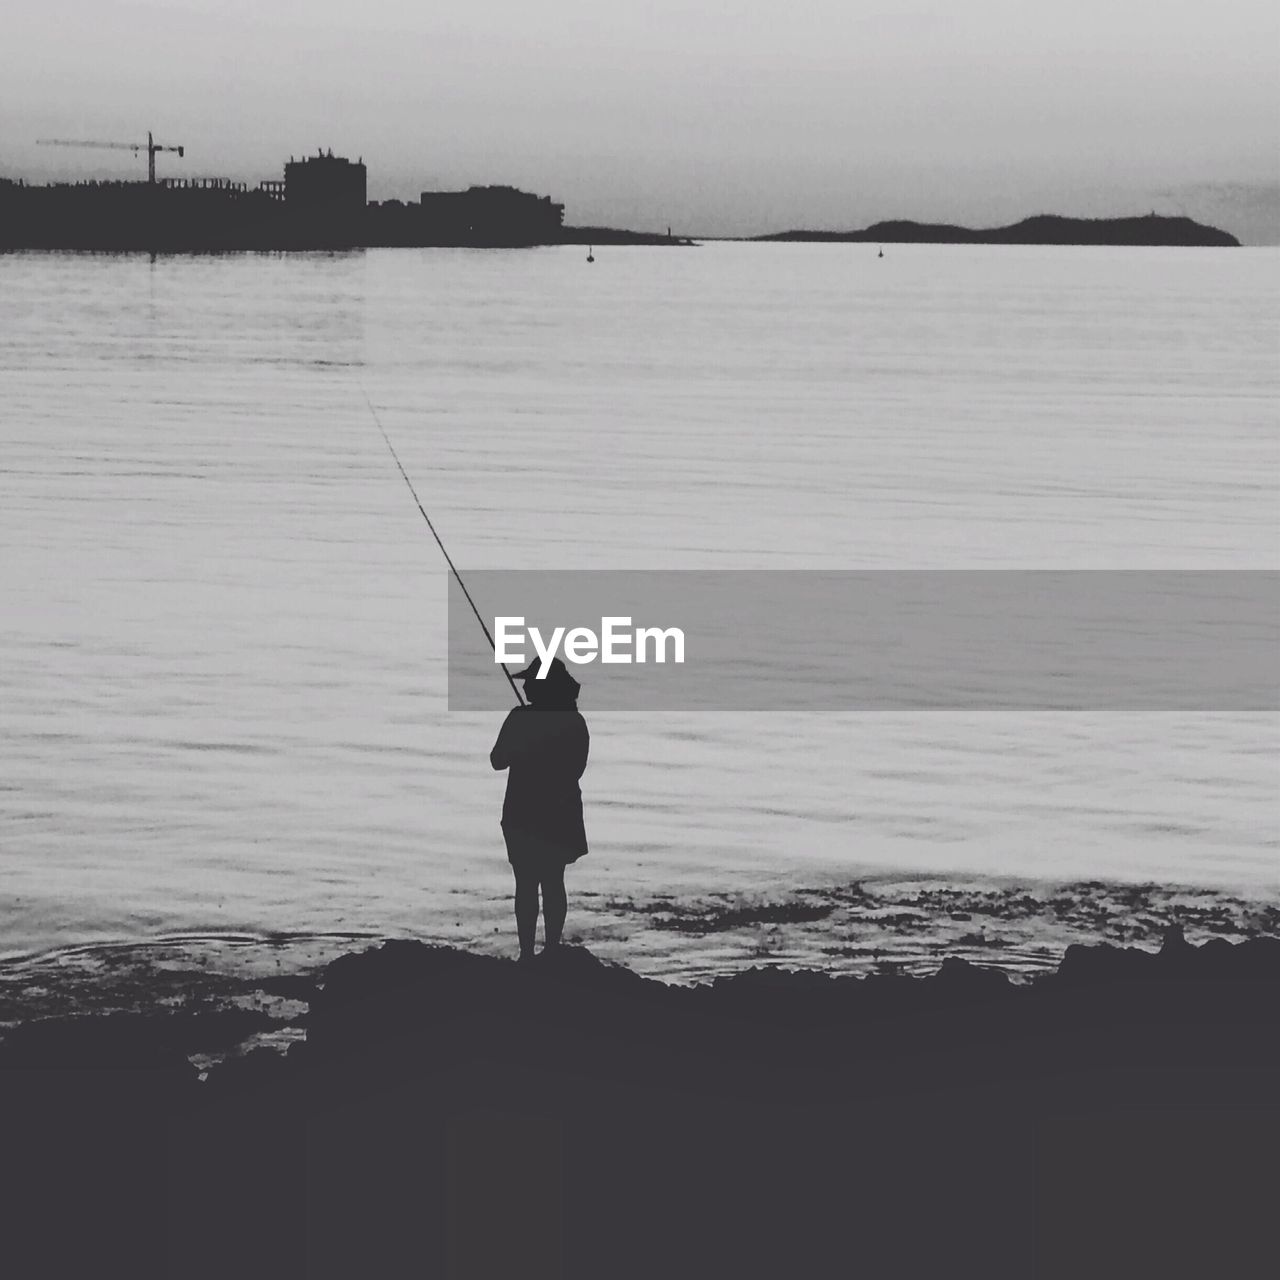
3, 929, 1275, 1278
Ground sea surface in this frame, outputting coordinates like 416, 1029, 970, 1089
1, 242, 1277, 1010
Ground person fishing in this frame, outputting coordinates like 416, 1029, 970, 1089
360, 390, 591, 959
490, 657, 589, 961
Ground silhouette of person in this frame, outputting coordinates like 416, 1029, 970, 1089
490, 657, 589, 961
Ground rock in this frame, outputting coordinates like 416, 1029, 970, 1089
930, 955, 1013, 999
0, 1013, 200, 1080
1056, 941, 1156, 984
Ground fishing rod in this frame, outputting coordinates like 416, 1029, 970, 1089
360, 388, 524, 706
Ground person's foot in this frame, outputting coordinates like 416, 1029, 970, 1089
518, 949, 536, 964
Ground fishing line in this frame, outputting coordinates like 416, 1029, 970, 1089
360, 386, 524, 706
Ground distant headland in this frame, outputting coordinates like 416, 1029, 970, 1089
754, 212, 1240, 247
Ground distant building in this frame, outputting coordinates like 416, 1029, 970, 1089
281, 150, 367, 244
285, 149, 367, 213
0, 156, 578, 250
418, 185, 564, 245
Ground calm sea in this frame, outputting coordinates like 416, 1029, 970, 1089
1, 243, 1277, 989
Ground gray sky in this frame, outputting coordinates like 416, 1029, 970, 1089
3, 0, 1278, 241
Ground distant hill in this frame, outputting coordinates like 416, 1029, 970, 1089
755, 213, 1239, 247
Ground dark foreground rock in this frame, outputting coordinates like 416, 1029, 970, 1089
2, 931, 1276, 1278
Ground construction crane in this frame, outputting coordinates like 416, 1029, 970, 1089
35, 132, 185, 184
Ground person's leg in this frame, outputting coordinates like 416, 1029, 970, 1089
512, 864, 539, 959
541, 864, 567, 949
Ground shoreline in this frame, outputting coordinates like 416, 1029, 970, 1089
0, 224, 698, 253
2, 872, 1275, 1054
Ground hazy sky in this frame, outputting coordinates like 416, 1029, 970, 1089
3, 0, 1278, 240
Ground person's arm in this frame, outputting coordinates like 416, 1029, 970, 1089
490, 708, 523, 770
569, 716, 590, 780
